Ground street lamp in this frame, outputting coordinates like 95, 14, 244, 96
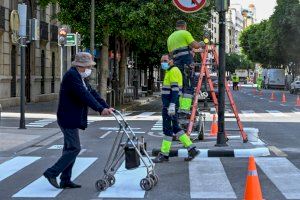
215, 0, 230, 146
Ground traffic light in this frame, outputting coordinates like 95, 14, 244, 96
203, 31, 211, 44
58, 27, 67, 46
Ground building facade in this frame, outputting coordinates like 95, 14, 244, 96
0, 0, 72, 108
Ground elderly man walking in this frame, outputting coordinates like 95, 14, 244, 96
43, 52, 113, 189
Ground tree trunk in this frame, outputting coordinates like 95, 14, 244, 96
98, 27, 109, 101
119, 37, 128, 104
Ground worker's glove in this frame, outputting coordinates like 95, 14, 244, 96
168, 103, 176, 116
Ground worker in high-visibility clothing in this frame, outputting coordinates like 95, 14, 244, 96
152, 55, 199, 163
256, 75, 263, 91
231, 73, 240, 91
167, 20, 203, 114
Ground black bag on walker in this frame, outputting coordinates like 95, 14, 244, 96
125, 141, 140, 169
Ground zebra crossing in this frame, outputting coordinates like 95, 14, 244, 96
26, 119, 56, 128
1, 155, 300, 199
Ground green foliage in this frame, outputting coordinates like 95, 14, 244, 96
239, 0, 300, 67
38, 0, 212, 66
225, 53, 254, 73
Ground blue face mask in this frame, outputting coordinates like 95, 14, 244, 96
161, 62, 170, 70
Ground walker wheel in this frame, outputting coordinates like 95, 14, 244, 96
140, 178, 153, 191
95, 179, 109, 191
149, 174, 159, 186
105, 174, 116, 186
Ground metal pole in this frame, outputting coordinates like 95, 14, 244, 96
216, 9, 227, 146
19, 37, 26, 129
60, 45, 64, 82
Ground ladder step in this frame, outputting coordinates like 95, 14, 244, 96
225, 129, 240, 131
225, 115, 236, 118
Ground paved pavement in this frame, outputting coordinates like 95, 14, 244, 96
0, 87, 300, 199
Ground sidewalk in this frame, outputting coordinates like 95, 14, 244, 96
0, 93, 160, 156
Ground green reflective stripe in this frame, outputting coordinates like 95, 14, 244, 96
160, 139, 172, 155
162, 90, 171, 94
179, 96, 192, 110
179, 134, 193, 148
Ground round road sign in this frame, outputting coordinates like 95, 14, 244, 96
172, 0, 206, 13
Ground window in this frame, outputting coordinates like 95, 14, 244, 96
214, 27, 216, 34
51, 3, 56, 15
10, 0, 18, 10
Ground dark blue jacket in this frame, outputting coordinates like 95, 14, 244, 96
57, 67, 109, 129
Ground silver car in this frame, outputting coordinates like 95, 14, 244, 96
290, 77, 300, 94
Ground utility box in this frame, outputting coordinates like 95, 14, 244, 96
29, 18, 40, 41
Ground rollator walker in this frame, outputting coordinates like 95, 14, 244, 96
95, 110, 158, 192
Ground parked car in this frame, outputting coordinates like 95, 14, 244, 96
290, 77, 300, 94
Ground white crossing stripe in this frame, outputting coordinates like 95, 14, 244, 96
99, 159, 151, 198
266, 110, 287, 117
134, 112, 156, 118
26, 119, 56, 128
256, 157, 300, 199
13, 157, 97, 198
0, 157, 41, 181
100, 131, 112, 139
241, 110, 259, 117
189, 158, 236, 199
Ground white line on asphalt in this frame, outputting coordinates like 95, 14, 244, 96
99, 127, 141, 131
250, 139, 266, 146
241, 110, 259, 117
98, 159, 151, 198
48, 145, 63, 150
266, 110, 287, 117
100, 131, 112, 139
134, 112, 156, 118
189, 158, 236, 199
280, 104, 287, 106
147, 132, 164, 137
13, 157, 97, 198
25, 125, 47, 127
0, 157, 41, 181
260, 98, 264, 100
151, 128, 162, 131
268, 146, 288, 157
256, 157, 300, 199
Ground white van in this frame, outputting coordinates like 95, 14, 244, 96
265, 69, 285, 89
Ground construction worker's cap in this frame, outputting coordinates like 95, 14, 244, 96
176, 20, 187, 27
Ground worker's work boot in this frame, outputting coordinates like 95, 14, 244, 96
184, 147, 200, 161
152, 153, 169, 163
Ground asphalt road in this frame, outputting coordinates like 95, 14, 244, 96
0, 87, 300, 200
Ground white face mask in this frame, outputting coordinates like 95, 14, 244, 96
80, 68, 92, 78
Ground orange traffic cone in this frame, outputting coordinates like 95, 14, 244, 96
244, 156, 263, 200
270, 91, 275, 100
210, 114, 218, 136
281, 93, 287, 103
296, 95, 300, 107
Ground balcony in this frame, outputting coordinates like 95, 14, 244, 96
40, 21, 49, 41
0, 6, 5, 31
50, 24, 58, 42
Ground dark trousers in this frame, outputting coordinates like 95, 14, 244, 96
174, 55, 195, 96
162, 101, 182, 137
45, 126, 81, 183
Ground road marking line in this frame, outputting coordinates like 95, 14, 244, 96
151, 128, 162, 131
260, 98, 264, 100
147, 132, 164, 137
256, 157, 300, 199
250, 139, 266, 146
98, 159, 151, 198
100, 131, 112, 139
134, 112, 156, 118
48, 145, 63, 150
0, 157, 41, 181
25, 125, 47, 127
280, 104, 287, 106
241, 110, 259, 117
266, 110, 287, 117
268, 146, 287, 157
189, 158, 236, 199
99, 127, 141, 131
13, 157, 97, 198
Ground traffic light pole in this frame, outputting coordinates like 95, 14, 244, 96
60, 45, 64, 82
216, 8, 228, 146
19, 37, 26, 129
